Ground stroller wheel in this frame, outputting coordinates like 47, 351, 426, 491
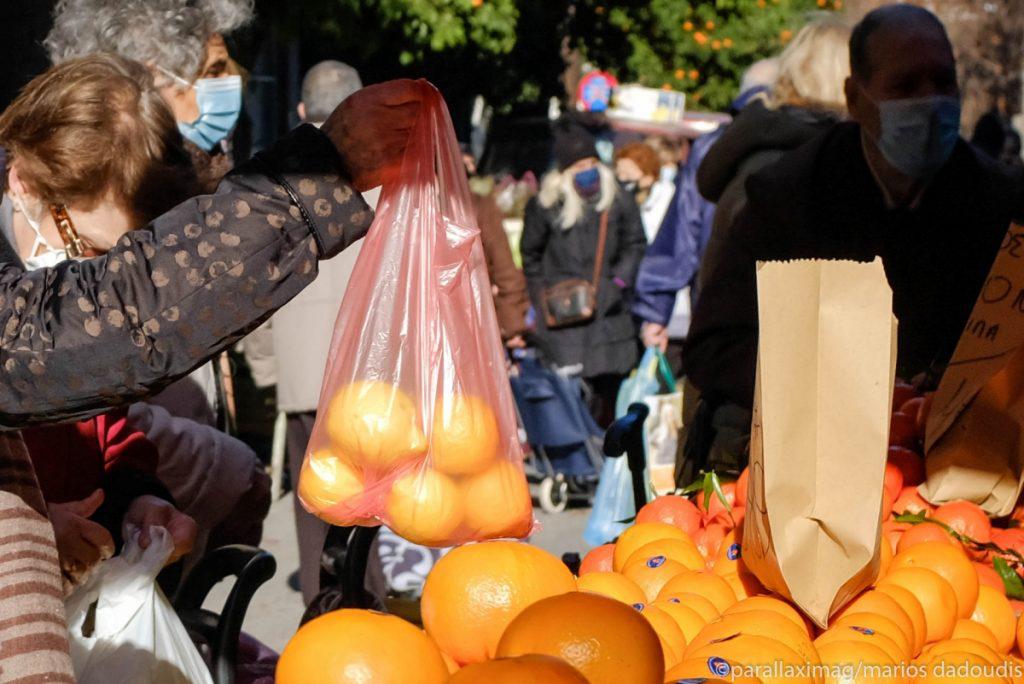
538, 475, 569, 514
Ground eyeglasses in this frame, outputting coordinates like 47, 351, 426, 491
48, 204, 86, 258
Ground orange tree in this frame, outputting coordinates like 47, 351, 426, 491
570, 0, 841, 111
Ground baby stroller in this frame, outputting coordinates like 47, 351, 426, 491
509, 349, 604, 513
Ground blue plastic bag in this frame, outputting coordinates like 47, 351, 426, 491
583, 348, 675, 546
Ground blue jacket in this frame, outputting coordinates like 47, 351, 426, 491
632, 128, 720, 326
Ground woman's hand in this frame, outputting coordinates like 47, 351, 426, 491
123, 495, 198, 564
641, 321, 669, 352
48, 489, 114, 581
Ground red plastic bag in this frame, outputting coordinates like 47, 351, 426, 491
297, 81, 533, 546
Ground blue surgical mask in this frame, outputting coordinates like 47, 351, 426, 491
160, 66, 242, 151
874, 95, 961, 179
573, 167, 601, 200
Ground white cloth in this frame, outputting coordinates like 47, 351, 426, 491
639, 178, 676, 243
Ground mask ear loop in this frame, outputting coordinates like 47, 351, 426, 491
154, 64, 194, 90
11, 193, 57, 258
49, 204, 86, 258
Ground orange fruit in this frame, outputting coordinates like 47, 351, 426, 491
723, 596, 812, 639
660, 592, 721, 622
612, 522, 689, 571
709, 529, 743, 574
1017, 610, 1024, 656
951, 618, 1000, 651
888, 446, 926, 487
297, 449, 374, 526
442, 651, 459, 674
884, 462, 905, 504
696, 483, 737, 521
879, 531, 894, 578
421, 541, 576, 664
576, 571, 647, 605
666, 658, 764, 682
975, 562, 1004, 593
684, 610, 819, 667
815, 640, 897, 683
385, 467, 463, 546
932, 500, 992, 544
882, 487, 896, 521
889, 541, 979, 620
651, 599, 707, 642
496, 592, 664, 684
276, 609, 448, 684
913, 650, 1010, 683
684, 634, 814, 684
836, 590, 920, 656
873, 583, 928, 654
431, 394, 500, 476
815, 625, 906, 665
460, 460, 532, 539
719, 566, 764, 601
694, 522, 729, 559
830, 612, 913, 659
624, 537, 705, 572
635, 603, 686, 668
735, 467, 750, 508
579, 544, 615, 575
657, 570, 738, 612
878, 567, 957, 643
882, 520, 909, 556
897, 522, 957, 553
446, 654, 588, 683
971, 584, 1017, 653
918, 637, 1004, 666
892, 486, 935, 517
622, 555, 689, 602
635, 495, 702, 536
326, 381, 426, 471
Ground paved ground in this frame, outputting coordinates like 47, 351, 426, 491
209, 488, 593, 653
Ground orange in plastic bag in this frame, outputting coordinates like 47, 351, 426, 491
298, 81, 534, 547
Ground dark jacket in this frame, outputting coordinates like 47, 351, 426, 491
696, 102, 839, 293
474, 191, 529, 339
632, 131, 718, 327
522, 184, 647, 377
684, 121, 1024, 409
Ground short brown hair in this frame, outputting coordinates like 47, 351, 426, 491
0, 53, 198, 225
615, 141, 662, 180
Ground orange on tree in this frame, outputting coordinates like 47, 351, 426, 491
683, 609, 819, 667
651, 599, 708, 642
829, 612, 913, 660
971, 584, 1017, 654
657, 570, 738, 613
624, 537, 705, 572
634, 602, 686, 669
385, 467, 463, 546
872, 583, 928, 654
431, 394, 500, 476
459, 459, 532, 539
495, 591, 664, 684
684, 634, 815, 684
326, 380, 427, 472
723, 596, 813, 639
878, 566, 957, 643
577, 570, 647, 605
276, 609, 448, 684
951, 618, 1000, 652
420, 541, 576, 664
660, 592, 721, 622
612, 522, 689, 571
297, 449, 375, 526
814, 625, 906, 665
621, 554, 689, 602
815, 640, 897, 684
579, 544, 615, 575
635, 495, 702, 536
446, 655, 588, 683
896, 522, 957, 554
888, 541, 979, 620
836, 589, 920, 656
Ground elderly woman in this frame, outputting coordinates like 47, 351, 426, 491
521, 121, 647, 426
0, 51, 419, 684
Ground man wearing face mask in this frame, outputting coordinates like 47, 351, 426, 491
682, 5, 1024, 424
521, 120, 647, 426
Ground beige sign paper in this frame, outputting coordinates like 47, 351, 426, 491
743, 259, 896, 628
920, 223, 1024, 516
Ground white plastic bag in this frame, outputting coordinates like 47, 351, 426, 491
65, 526, 213, 684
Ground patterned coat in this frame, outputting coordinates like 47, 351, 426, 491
0, 123, 372, 682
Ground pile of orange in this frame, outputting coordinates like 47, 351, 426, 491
298, 382, 532, 545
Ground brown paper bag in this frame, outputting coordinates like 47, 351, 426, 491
743, 258, 897, 628
919, 223, 1024, 516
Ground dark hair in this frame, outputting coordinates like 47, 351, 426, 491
849, 4, 951, 80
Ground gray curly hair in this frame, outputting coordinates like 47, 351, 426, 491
45, 0, 253, 82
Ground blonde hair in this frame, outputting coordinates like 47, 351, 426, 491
538, 165, 617, 230
769, 16, 852, 114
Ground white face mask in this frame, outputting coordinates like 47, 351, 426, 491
10, 194, 68, 270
